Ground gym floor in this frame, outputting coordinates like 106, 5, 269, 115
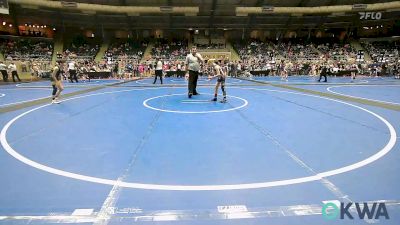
0, 76, 399, 225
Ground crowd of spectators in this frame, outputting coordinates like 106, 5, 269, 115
62, 36, 99, 60
196, 43, 226, 49
361, 41, 399, 64
55, 58, 158, 80
232, 38, 399, 77
233, 39, 389, 76
1, 36, 399, 81
0, 38, 53, 60
315, 39, 357, 61
233, 39, 275, 71
151, 38, 189, 61
273, 40, 320, 61
105, 39, 147, 61
316, 42, 357, 61
243, 38, 358, 63
0, 37, 53, 79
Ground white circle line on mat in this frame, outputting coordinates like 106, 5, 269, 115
0, 87, 396, 191
327, 85, 400, 105
249, 78, 369, 85
143, 93, 248, 114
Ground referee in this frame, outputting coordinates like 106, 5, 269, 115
8, 62, 21, 82
153, 57, 163, 84
185, 46, 204, 98
0, 61, 8, 82
318, 64, 328, 82
68, 60, 78, 83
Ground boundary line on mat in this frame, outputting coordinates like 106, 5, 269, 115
16, 82, 99, 87
237, 87, 378, 223
327, 85, 400, 105
0, 79, 138, 114
245, 75, 400, 86
0, 88, 59, 108
247, 77, 369, 85
0, 87, 396, 191
238, 77, 400, 111
110, 83, 266, 88
94, 87, 173, 225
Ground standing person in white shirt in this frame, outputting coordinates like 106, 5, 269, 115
153, 58, 163, 84
185, 46, 204, 98
0, 61, 8, 82
8, 62, 21, 82
280, 61, 288, 81
266, 63, 271, 76
177, 63, 182, 78
68, 61, 78, 83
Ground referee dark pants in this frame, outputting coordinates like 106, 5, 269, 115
318, 73, 327, 82
1, 70, 8, 82
69, 69, 78, 83
12, 71, 21, 82
188, 70, 199, 97
153, 70, 163, 84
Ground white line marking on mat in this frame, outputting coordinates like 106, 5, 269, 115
327, 85, 400, 105
143, 93, 248, 113
0, 87, 397, 190
71, 209, 94, 216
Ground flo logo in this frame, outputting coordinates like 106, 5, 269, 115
359, 12, 382, 20
322, 202, 389, 220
